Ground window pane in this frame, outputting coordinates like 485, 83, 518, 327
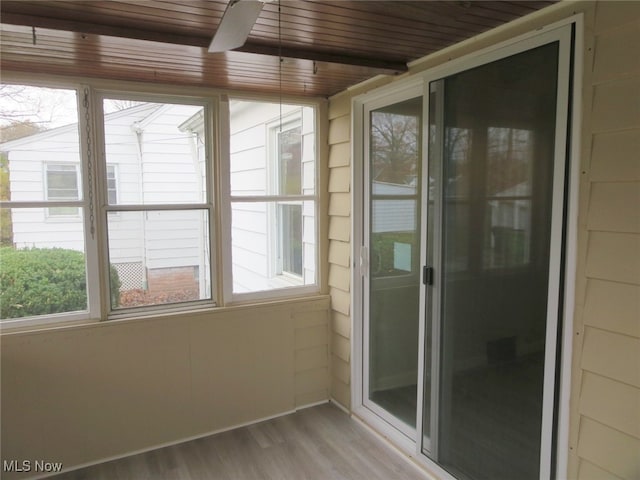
231, 201, 315, 293
102, 100, 207, 205
0, 85, 82, 203
0, 207, 88, 321
107, 210, 211, 309
229, 100, 315, 196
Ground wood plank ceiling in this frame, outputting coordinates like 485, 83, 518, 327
0, 1, 556, 98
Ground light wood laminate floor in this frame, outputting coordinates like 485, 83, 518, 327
51, 403, 428, 480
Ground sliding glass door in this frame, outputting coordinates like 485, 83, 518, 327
424, 40, 567, 480
358, 25, 573, 480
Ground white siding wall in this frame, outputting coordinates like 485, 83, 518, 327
7, 124, 85, 251
102, 105, 158, 265
6, 104, 206, 279
103, 104, 206, 272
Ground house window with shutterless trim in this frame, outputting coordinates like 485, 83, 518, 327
227, 99, 317, 298
46, 163, 80, 217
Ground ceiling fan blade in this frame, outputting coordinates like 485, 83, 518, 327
208, 0, 264, 53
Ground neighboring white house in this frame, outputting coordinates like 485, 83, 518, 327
1, 100, 317, 299
2, 103, 208, 298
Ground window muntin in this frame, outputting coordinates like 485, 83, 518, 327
228, 99, 317, 296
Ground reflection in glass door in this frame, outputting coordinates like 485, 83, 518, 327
365, 95, 423, 436
424, 41, 567, 480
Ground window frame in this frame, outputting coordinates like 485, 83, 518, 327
0, 79, 325, 330
0, 83, 100, 329
221, 97, 321, 304
94, 91, 218, 318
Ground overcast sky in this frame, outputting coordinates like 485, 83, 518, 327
0, 84, 130, 130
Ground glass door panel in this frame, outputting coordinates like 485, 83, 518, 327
424, 42, 562, 480
366, 96, 423, 434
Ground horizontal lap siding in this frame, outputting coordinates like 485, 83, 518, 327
327, 93, 352, 409
293, 303, 330, 407
573, 3, 640, 478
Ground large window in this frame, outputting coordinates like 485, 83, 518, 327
0, 84, 321, 327
228, 100, 317, 298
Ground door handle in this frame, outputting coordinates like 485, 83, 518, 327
423, 266, 434, 286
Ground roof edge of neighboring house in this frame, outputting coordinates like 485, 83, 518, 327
0, 122, 79, 150
0, 103, 161, 151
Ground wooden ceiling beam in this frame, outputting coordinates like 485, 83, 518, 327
1, 11, 407, 74
235, 43, 407, 74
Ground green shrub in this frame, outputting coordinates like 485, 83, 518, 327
371, 231, 417, 275
0, 247, 121, 319
109, 263, 121, 309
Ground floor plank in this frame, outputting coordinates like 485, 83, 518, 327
51, 403, 428, 480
